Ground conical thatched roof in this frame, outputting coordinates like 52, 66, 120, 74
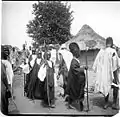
65, 24, 106, 51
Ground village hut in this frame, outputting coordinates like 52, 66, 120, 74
65, 24, 106, 69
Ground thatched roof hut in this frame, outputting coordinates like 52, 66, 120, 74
65, 24, 106, 51
62, 24, 107, 69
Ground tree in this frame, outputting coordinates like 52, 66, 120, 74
26, 1, 74, 47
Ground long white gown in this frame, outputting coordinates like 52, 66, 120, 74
93, 47, 119, 96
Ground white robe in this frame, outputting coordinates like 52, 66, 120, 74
38, 60, 52, 82
20, 58, 41, 74
50, 49, 56, 66
2, 60, 14, 87
93, 47, 119, 96
20, 63, 30, 74
58, 49, 73, 71
30, 55, 37, 68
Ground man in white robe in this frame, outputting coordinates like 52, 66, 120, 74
93, 37, 119, 109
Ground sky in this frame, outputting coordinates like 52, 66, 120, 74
1, 1, 120, 49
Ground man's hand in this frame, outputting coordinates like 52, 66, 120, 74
43, 61, 48, 68
82, 65, 88, 70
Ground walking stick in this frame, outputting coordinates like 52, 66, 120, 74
24, 73, 26, 96
44, 42, 51, 109
23, 59, 26, 97
46, 63, 51, 109
85, 48, 89, 112
85, 40, 96, 112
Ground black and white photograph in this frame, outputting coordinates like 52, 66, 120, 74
1, 1, 120, 116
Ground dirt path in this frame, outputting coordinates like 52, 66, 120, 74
8, 72, 119, 116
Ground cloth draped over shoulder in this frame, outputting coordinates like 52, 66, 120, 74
20, 55, 37, 74
30, 55, 37, 68
66, 58, 85, 101
38, 60, 53, 82
24, 58, 44, 99
50, 49, 56, 66
58, 49, 73, 71
93, 47, 119, 96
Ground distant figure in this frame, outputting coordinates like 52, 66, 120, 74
66, 42, 87, 111
21, 44, 29, 63
10, 47, 18, 68
93, 37, 119, 110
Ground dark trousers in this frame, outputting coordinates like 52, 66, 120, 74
112, 70, 119, 103
105, 70, 119, 103
1, 91, 8, 115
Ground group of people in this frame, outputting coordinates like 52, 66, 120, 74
1, 36, 120, 114
22, 48, 55, 108
23, 37, 120, 111
21, 43, 88, 111
0, 44, 31, 115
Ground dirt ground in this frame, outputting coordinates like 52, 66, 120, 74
7, 69, 119, 116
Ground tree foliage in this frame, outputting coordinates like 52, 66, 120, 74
26, 1, 74, 47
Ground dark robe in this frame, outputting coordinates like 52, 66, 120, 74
24, 58, 44, 100
43, 61, 55, 105
66, 58, 86, 103
1, 62, 9, 115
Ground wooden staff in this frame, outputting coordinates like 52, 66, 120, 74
85, 48, 89, 112
23, 59, 26, 97
85, 40, 96, 112
44, 41, 50, 109
24, 73, 26, 96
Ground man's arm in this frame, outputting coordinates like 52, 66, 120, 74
71, 59, 85, 75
